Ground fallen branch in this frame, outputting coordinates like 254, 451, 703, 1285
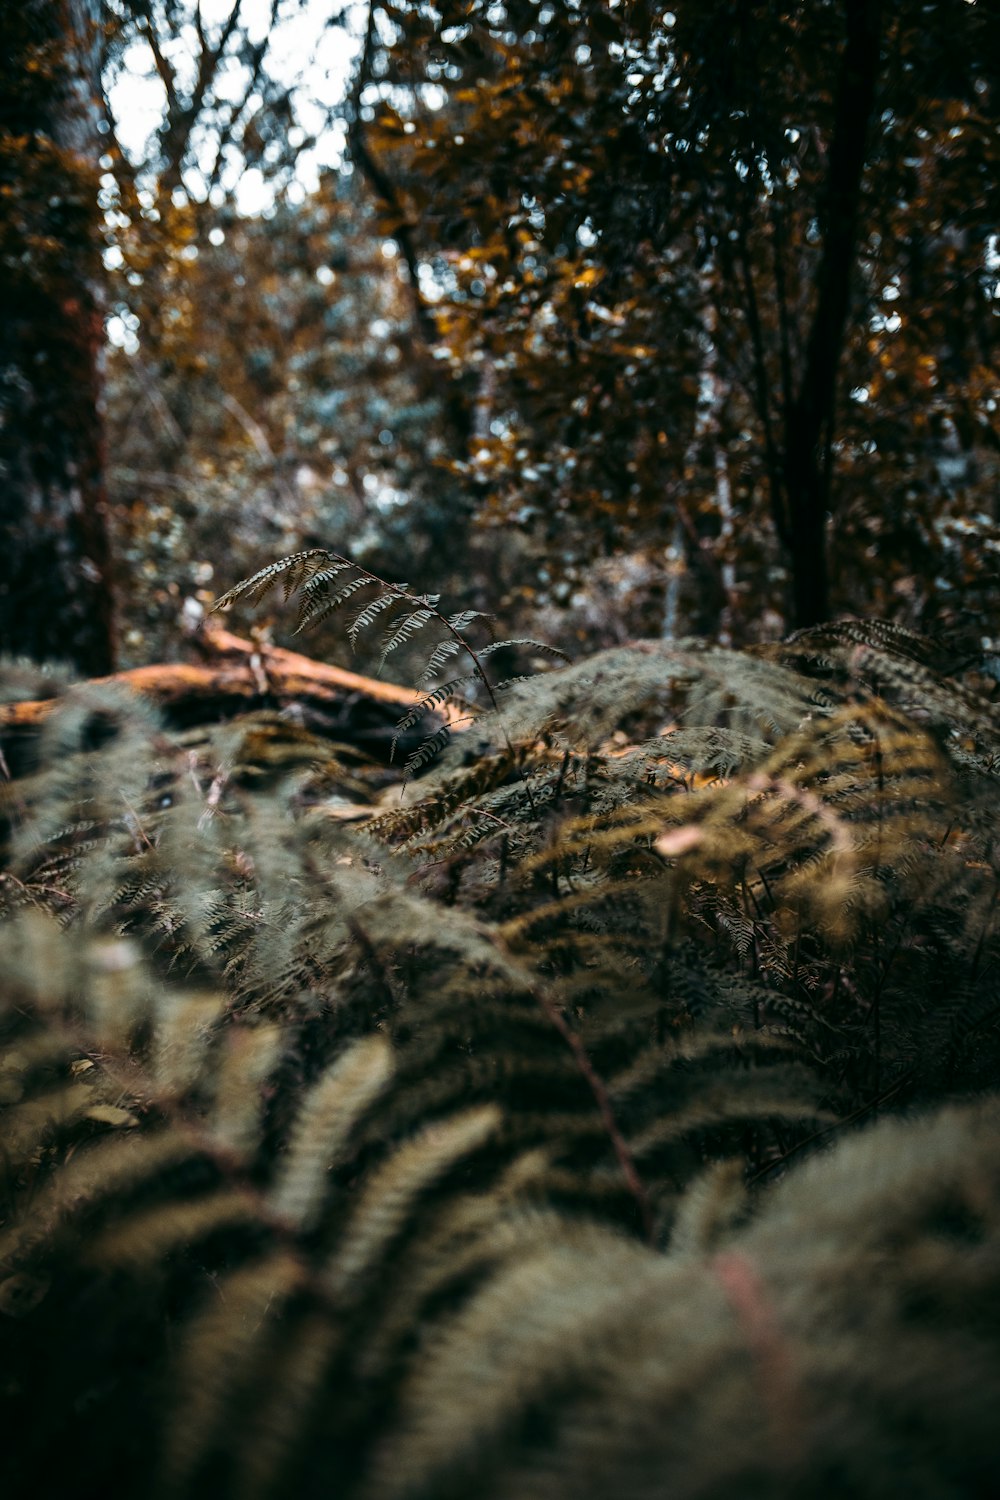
0, 625, 437, 736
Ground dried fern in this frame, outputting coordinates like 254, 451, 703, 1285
211, 547, 566, 780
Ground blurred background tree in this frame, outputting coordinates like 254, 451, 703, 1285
354, 0, 999, 647
1, 0, 115, 672
2, 0, 997, 671
100, 0, 496, 666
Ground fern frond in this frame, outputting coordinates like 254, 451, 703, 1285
366, 749, 523, 845
0, 1081, 98, 1168
5, 614, 1000, 1500
477, 637, 571, 662
211, 549, 332, 611
269, 1036, 394, 1230
377, 606, 436, 671
391, 678, 474, 746
295, 572, 376, 633
324, 1104, 501, 1298
160, 1251, 305, 1497
84, 1185, 262, 1268
417, 636, 468, 683
446, 609, 494, 633
402, 726, 454, 781
388, 704, 475, 790
348, 589, 409, 649
210, 1022, 286, 1159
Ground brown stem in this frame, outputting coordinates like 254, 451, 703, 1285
536, 987, 654, 1242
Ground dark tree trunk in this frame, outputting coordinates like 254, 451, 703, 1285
785, 445, 831, 631
0, 0, 115, 675
781, 0, 883, 629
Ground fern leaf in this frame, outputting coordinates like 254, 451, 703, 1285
348, 588, 408, 649
0, 1082, 97, 1168
162, 1252, 304, 1496
377, 607, 436, 672
0, 1129, 199, 1270
151, 988, 229, 1095
403, 725, 454, 780
210, 1023, 286, 1160
294, 573, 375, 633
477, 638, 570, 662
210, 550, 330, 612
419, 637, 468, 682
324, 1104, 500, 1297
293, 559, 354, 596
390, 679, 474, 759
85, 1187, 260, 1268
269, 1036, 394, 1230
446, 609, 494, 633
233, 1314, 341, 1500
283, 552, 349, 601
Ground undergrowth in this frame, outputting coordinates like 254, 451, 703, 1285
2, 572, 999, 1499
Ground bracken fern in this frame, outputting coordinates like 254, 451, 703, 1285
211, 548, 566, 780
2, 612, 1000, 1499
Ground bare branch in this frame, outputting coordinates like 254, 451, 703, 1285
346, 2, 440, 353
132, 0, 178, 116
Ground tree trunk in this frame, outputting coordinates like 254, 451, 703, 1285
785, 447, 831, 631
781, 0, 883, 629
0, 0, 115, 675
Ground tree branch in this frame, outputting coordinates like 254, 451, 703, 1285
133, 0, 178, 117
346, 2, 442, 355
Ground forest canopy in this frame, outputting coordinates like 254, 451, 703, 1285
2, 6, 1000, 1500
2, 0, 998, 669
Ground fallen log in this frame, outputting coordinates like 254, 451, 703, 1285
0, 625, 450, 755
